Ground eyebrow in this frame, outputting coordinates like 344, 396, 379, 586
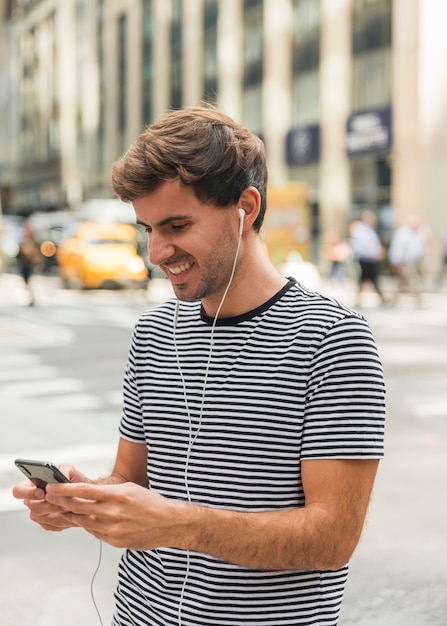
136, 214, 192, 229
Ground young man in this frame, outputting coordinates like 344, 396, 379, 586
350, 210, 386, 306
14, 107, 385, 626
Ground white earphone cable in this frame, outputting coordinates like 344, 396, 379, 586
90, 539, 104, 626
175, 219, 243, 626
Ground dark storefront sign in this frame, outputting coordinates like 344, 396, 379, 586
346, 106, 392, 156
286, 124, 321, 166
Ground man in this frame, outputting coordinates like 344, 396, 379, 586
388, 214, 430, 306
16, 221, 42, 306
350, 210, 386, 306
14, 107, 385, 626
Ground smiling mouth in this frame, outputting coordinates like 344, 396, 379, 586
165, 261, 193, 276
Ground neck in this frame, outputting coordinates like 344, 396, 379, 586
202, 238, 287, 318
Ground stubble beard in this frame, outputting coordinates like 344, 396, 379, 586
174, 222, 239, 304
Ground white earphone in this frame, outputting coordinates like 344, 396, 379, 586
238, 208, 245, 235
175, 205, 246, 626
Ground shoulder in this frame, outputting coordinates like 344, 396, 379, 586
281, 282, 364, 325
132, 298, 177, 339
277, 283, 375, 346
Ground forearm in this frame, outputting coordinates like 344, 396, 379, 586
173, 459, 379, 571
174, 502, 354, 571
43, 459, 377, 562
93, 471, 131, 486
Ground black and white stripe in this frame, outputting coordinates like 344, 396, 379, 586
114, 280, 385, 625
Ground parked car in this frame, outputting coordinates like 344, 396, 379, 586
56, 221, 148, 289
27, 210, 76, 273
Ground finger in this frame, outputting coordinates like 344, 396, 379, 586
46, 481, 106, 500
29, 510, 74, 531
44, 492, 100, 517
12, 483, 45, 501
25, 498, 70, 518
60, 511, 101, 532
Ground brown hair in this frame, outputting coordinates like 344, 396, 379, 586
111, 106, 268, 232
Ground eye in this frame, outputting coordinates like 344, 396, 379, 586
137, 224, 151, 234
170, 222, 189, 232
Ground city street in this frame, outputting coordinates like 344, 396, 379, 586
1, 271, 446, 626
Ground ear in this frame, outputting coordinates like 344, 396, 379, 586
237, 187, 261, 231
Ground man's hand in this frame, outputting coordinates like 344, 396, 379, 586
44, 481, 181, 548
12, 464, 90, 532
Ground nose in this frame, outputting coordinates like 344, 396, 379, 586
147, 230, 175, 267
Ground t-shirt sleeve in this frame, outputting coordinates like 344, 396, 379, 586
301, 314, 385, 459
119, 326, 146, 444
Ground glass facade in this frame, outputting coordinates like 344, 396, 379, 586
350, 0, 393, 218
19, 29, 36, 161
242, 0, 263, 133
19, 12, 58, 163
202, 0, 218, 104
291, 0, 320, 126
142, 0, 154, 125
170, 0, 183, 109
17, 8, 61, 209
4, 0, 441, 275
117, 12, 127, 153
96, 0, 105, 169
351, 0, 392, 110
75, 0, 87, 171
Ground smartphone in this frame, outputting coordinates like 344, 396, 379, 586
15, 458, 71, 490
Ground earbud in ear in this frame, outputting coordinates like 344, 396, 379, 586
238, 208, 245, 235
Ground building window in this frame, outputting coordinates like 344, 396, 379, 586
243, 0, 263, 83
292, 71, 319, 125
243, 85, 262, 134
47, 12, 59, 156
117, 13, 127, 150
243, 0, 263, 133
353, 13, 391, 53
352, 48, 391, 109
203, 0, 218, 103
96, 0, 105, 168
142, 0, 153, 124
292, 0, 320, 45
291, 0, 320, 125
351, 0, 391, 109
19, 29, 36, 160
170, 0, 183, 109
353, 0, 391, 20
76, 0, 88, 170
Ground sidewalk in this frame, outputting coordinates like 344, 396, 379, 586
0, 270, 174, 309
1, 270, 446, 338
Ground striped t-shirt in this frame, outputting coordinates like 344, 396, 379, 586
114, 279, 385, 625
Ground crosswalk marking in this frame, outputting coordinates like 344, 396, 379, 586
3, 377, 83, 397
0, 353, 40, 366
413, 401, 447, 419
34, 392, 104, 410
0, 364, 57, 382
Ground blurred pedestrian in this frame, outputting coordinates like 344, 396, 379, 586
435, 228, 447, 289
16, 222, 42, 305
388, 215, 430, 306
350, 210, 386, 307
322, 230, 350, 284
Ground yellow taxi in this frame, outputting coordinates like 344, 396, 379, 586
57, 221, 148, 289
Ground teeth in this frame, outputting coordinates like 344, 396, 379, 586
169, 262, 192, 275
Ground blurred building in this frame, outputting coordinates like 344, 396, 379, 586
0, 0, 446, 273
